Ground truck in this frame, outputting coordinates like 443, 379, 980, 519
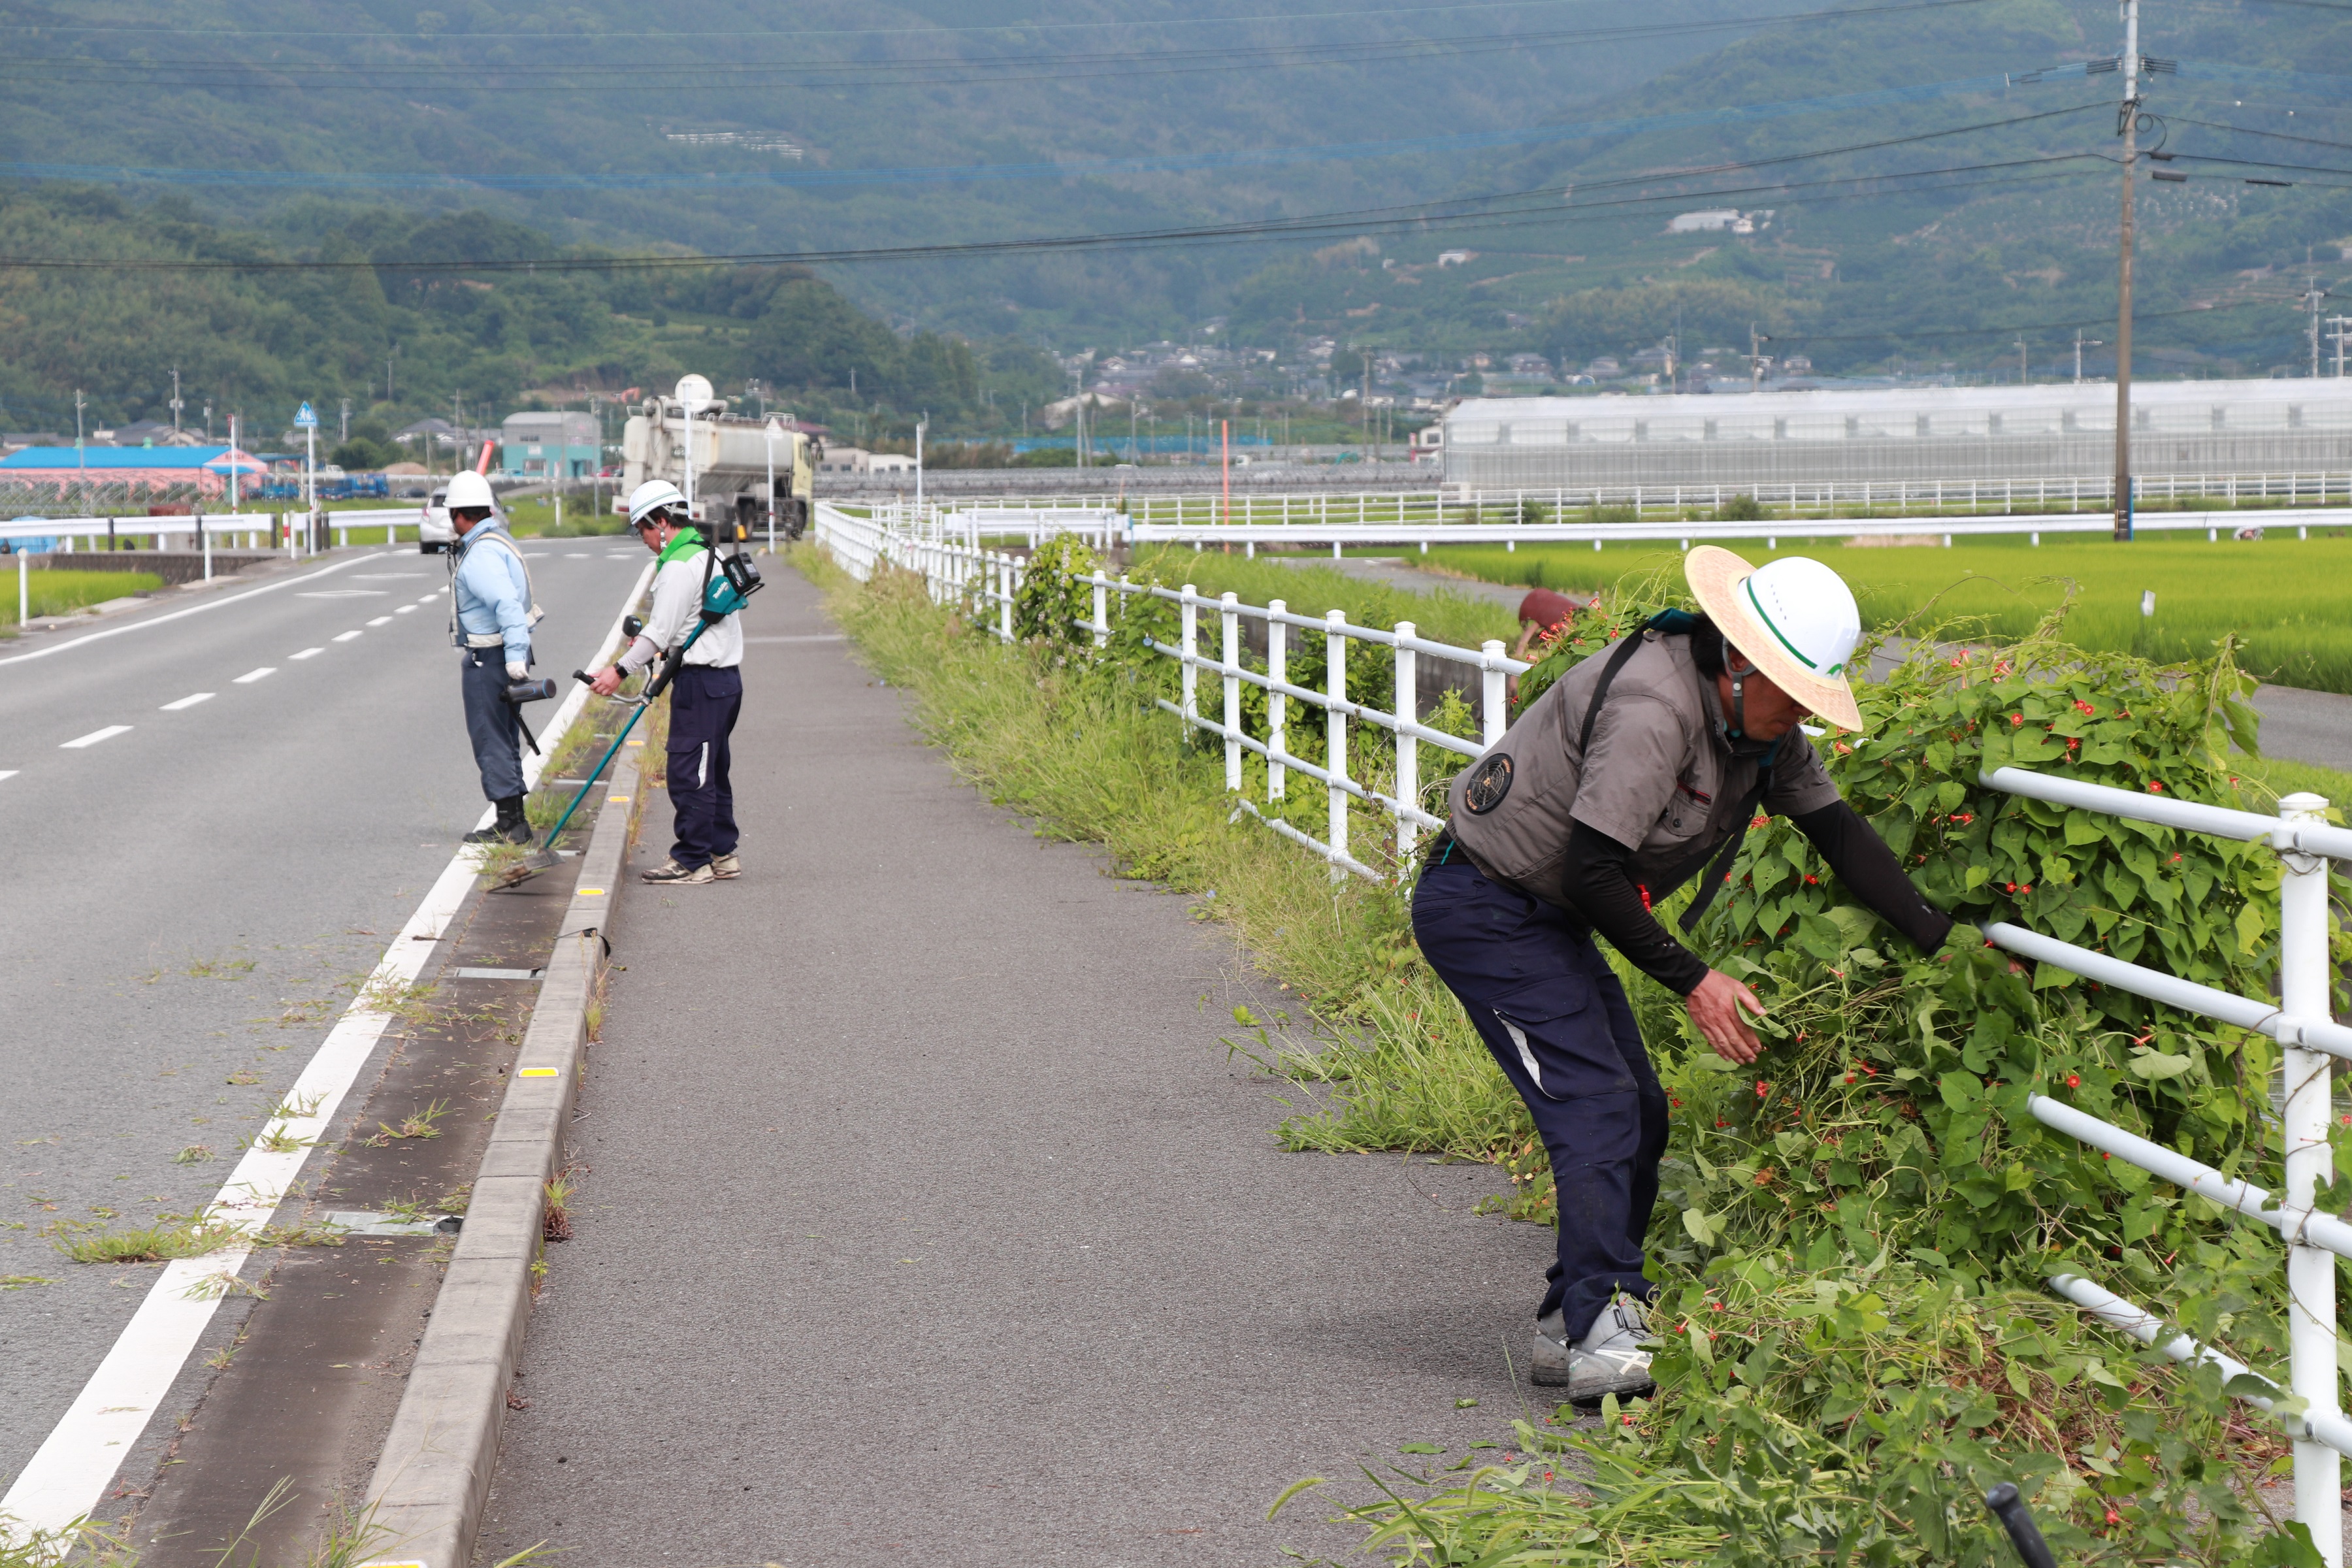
619, 380, 816, 545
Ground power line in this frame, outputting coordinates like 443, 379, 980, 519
1, 0, 2001, 90
0, 147, 2111, 276
0, 72, 2099, 191
7, 0, 1981, 42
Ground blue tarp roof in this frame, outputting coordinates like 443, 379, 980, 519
1, 446, 234, 469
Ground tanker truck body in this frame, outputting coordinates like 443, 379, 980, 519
620, 389, 816, 543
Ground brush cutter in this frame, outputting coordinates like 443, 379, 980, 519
489, 549, 761, 890
1980, 1482, 2058, 1568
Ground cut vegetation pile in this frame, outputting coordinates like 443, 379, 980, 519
803, 539, 2349, 1567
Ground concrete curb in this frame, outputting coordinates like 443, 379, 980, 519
357, 738, 645, 1568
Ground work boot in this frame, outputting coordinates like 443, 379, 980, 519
641, 858, 714, 885
710, 851, 742, 880
1532, 1295, 1655, 1400
464, 796, 531, 846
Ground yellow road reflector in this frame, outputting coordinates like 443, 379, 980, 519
625, 738, 645, 746
608, 794, 630, 803
578, 887, 606, 896
518, 1067, 557, 1079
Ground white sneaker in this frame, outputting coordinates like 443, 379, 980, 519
1532, 1295, 1655, 1399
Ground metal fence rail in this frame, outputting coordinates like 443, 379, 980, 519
1980, 767, 2350, 1567
811, 501, 1527, 879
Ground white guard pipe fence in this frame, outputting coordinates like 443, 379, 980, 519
818, 501, 2352, 1554
1978, 766, 2352, 1567
0, 508, 424, 560
814, 502, 1527, 879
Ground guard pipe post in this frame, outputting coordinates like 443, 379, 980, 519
2280, 792, 2342, 1562
1267, 600, 1288, 802
1326, 610, 1349, 877
1394, 620, 1420, 862
1220, 592, 1243, 794
1091, 574, 1108, 649
1179, 585, 1199, 731
1480, 640, 1508, 748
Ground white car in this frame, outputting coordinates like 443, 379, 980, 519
419, 489, 454, 553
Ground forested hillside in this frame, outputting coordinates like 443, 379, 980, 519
0, 187, 1066, 440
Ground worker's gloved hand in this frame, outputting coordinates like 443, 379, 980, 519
506, 661, 529, 681
1684, 968, 1769, 1065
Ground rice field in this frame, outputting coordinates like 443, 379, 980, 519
1420, 531, 2352, 694
0, 567, 164, 628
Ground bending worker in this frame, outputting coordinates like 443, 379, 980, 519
1414, 547, 1952, 1401
447, 470, 542, 846
588, 481, 744, 886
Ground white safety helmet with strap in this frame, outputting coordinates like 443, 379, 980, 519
628, 479, 689, 530
445, 468, 495, 514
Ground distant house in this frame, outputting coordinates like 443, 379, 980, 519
1586, 357, 1624, 377
1437, 250, 1475, 267
1666, 210, 1742, 233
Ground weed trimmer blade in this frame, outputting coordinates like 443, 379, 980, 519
492, 840, 561, 890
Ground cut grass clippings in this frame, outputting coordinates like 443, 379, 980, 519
48, 1217, 242, 1264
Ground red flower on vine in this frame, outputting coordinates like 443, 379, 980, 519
2067, 1073, 2080, 1088
2147, 780, 2164, 793
2010, 713, 2024, 727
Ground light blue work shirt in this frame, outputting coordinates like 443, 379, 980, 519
451, 519, 534, 666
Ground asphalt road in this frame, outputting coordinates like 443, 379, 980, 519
0, 541, 647, 1500
474, 566, 1541, 1567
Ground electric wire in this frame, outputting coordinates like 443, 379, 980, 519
0, 0, 2002, 90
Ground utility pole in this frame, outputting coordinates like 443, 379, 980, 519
1750, 324, 1772, 391
2112, 0, 2140, 542
74, 389, 86, 466
2303, 278, 2327, 378
2015, 338, 2030, 385
169, 368, 184, 438
387, 345, 397, 403
339, 397, 351, 446
2074, 330, 2103, 384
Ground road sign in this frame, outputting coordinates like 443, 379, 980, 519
294, 402, 319, 429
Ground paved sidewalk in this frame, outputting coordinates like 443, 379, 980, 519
474, 566, 1544, 1567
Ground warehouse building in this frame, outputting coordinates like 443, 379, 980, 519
500, 412, 601, 480
1442, 379, 2352, 494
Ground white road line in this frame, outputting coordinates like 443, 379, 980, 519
0, 553, 391, 668
289, 647, 324, 661
0, 770, 18, 783
367, 616, 393, 627
233, 667, 276, 684
59, 725, 132, 749
160, 693, 216, 711
0, 555, 658, 1544
333, 630, 363, 643
566, 552, 589, 558
416, 595, 438, 605
393, 605, 418, 615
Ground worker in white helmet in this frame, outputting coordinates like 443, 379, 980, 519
446, 468, 543, 845
587, 480, 745, 885
1414, 548, 1952, 1402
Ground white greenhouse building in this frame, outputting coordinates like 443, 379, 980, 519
1441, 380, 2352, 502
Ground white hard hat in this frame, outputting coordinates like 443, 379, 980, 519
628, 479, 687, 528
444, 470, 495, 513
1685, 548, 1865, 732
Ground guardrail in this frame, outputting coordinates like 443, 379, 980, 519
812, 501, 1527, 879
0, 508, 429, 561
1980, 767, 2350, 1567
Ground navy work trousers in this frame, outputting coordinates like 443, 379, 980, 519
461, 649, 525, 802
666, 663, 742, 868
1411, 855, 1669, 1341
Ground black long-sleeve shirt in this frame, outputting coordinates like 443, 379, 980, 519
1560, 802, 1953, 995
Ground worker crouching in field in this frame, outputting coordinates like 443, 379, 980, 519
1413, 547, 1953, 1400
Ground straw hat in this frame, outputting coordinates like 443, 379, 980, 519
1684, 546, 1865, 732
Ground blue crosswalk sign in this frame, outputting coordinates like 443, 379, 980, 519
294, 402, 319, 429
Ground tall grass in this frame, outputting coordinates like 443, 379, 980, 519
0, 568, 164, 627
1424, 532, 2352, 692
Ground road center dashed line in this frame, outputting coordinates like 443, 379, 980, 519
367, 616, 394, 627
233, 667, 276, 684
0, 770, 18, 783
59, 725, 131, 749
160, 693, 216, 711
289, 647, 324, 661
394, 605, 419, 615
333, 630, 364, 643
